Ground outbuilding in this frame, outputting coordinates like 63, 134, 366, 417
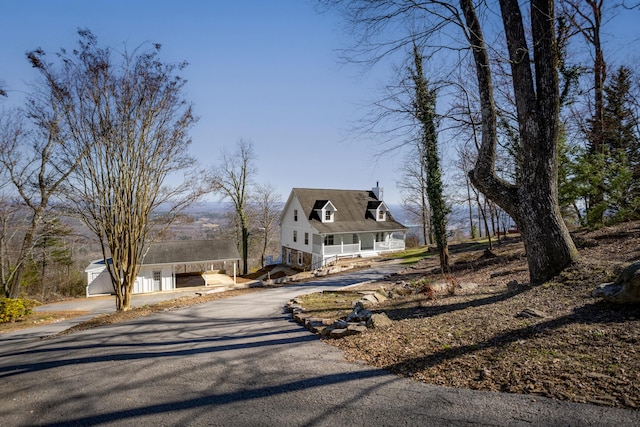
85, 239, 241, 296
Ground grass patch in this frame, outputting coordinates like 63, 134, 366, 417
296, 291, 361, 318
389, 246, 434, 265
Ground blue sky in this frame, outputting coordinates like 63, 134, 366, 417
1, 1, 638, 206
0, 0, 403, 203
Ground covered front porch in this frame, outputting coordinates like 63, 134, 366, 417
311, 231, 405, 268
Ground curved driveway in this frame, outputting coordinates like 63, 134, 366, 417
1, 261, 638, 426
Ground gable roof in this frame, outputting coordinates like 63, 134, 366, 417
142, 239, 240, 265
367, 200, 385, 210
291, 188, 407, 234
312, 200, 332, 210
86, 239, 240, 271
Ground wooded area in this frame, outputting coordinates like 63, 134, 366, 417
322, 0, 639, 283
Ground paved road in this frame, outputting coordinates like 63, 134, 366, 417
1, 261, 638, 426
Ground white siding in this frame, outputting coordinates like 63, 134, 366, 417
87, 264, 176, 296
135, 265, 175, 293
280, 196, 316, 253
86, 268, 113, 296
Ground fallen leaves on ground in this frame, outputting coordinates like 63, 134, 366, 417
324, 221, 640, 410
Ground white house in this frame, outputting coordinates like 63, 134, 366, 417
280, 185, 407, 270
85, 239, 240, 296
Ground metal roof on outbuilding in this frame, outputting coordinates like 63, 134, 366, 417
85, 239, 241, 271
142, 239, 240, 265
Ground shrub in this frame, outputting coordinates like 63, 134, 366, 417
0, 298, 40, 323
409, 277, 436, 300
445, 274, 458, 296
405, 234, 421, 248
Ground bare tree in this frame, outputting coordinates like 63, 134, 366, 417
464, 0, 578, 282
211, 139, 256, 275
250, 183, 283, 268
453, 143, 478, 239
0, 196, 20, 294
397, 142, 431, 246
27, 30, 205, 310
323, 0, 578, 283
0, 107, 75, 298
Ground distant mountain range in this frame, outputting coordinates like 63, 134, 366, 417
183, 201, 235, 214
182, 200, 474, 235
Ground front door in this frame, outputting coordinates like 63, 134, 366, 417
153, 271, 161, 291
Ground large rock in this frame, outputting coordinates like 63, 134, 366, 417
346, 301, 372, 322
373, 290, 389, 302
346, 324, 368, 335
359, 293, 379, 304
329, 328, 349, 339
369, 312, 393, 329
593, 261, 640, 304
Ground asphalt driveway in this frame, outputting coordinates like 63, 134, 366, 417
1, 261, 638, 426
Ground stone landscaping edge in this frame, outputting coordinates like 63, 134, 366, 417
286, 289, 393, 339
284, 278, 515, 339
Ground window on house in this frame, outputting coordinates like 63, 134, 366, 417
324, 235, 334, 245
297, 252, 303, 265
325, 210, 332, 221
353, 234, 358, 244
304, 232, 309, 245
294, 209, 298, 221
378, 209, 385, 220
293, 230, 297, 243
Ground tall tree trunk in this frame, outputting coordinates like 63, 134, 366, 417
489, 202, 501, 244
466, 175, 476, 239
411, 43, 450, 271
478, 198, 493, 251
421, 161, 430, 246
261, 228, 268, 268
462, 0, 578, 283
0, 216, 7, 296
241, 225, 249, 275
7, 212, 41, 298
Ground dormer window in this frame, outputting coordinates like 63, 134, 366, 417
368, 200, 388, 221
314, 200, 336, 223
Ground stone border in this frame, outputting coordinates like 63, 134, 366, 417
285, 275, 486, 339
285, 289, 394, 339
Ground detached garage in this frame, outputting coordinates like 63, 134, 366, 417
85, 239, 241, 297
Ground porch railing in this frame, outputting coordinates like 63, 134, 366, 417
374, 239, 405, 251
313, 242, 360, 256
314, 240, 404, 256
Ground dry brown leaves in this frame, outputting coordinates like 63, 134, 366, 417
327, 221, 640, 410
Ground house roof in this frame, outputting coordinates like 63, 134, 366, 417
85, 239, 240, 271
142, 239, 240, 265
367, 200, 384, 210
312, 200, 331, 210
291, 188, 407, 234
